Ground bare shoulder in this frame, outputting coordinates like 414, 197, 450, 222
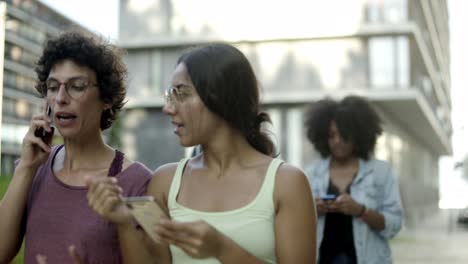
146, 162, 179, 211
275, 163, 311, 198
276, 163, 308, 183
148, 162, 179, 193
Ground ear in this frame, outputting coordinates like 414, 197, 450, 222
103, 103, 112, 111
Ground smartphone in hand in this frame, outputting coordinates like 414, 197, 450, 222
124, 196, 165, 243
320, 194, 337, 201
34, 105, 54, 145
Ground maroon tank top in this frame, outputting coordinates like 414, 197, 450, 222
23, 145, 152, 264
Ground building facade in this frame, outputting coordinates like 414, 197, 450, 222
0, 0, 81, 175
118, 0, 451, 226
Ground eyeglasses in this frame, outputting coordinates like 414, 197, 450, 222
46, 78, 97, 99
164, 85, 194, 106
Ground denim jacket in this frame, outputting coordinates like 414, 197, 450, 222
305, 158, 403, 264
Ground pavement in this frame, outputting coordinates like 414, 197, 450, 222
391, 209, 468, 264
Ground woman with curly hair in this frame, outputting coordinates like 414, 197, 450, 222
304, 95, 403, 264
0, 31, 152, 264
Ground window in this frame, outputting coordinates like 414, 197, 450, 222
369, 37, 395, 88
369, 36, 409, 88
366, 0, 407, 23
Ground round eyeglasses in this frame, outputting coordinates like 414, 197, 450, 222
164, 86, 194, 106
46, 78, 97, 99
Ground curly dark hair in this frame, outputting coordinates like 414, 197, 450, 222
35, 31, 127, 130
305, 95, 382, 160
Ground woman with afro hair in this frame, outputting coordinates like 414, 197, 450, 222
305, 95, 403, 264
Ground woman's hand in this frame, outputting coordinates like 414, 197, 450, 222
18, 114, 53, 170
315, 198, 328, 215
155, 219, 224, 259
86, 177, 133, 225
331, 193, 363, 216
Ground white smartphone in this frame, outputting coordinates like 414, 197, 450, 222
124, 196, 165, 243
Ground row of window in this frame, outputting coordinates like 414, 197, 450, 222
5, 0, 72, 32
1, 123, 28, 145
4, 70, 38, 94
125, 35, 449, 135
127, 36, 411, 96
2, 96, 40, 120
5, 16, 47, 45
5, 42, 39, 68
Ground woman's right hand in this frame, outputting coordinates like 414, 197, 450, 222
315, 198, 328, 215
86, 177, 133, 225
18, 114, 53, 169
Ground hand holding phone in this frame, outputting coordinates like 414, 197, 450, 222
320, 194, 337, 201
124, 196, 165, 243
34, 105, 54, 145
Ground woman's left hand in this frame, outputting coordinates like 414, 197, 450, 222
155, 219, 224, 259
333, 193, 363, 216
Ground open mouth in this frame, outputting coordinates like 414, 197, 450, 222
55, 112, 77, 126
172, 121, 184, 134
56, 114, 77, 120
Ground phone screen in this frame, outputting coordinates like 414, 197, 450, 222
320, 194, 337, 201
124, 196, 165, 243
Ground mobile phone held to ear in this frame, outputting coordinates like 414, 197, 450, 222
34, 105, 54, 145
320, 194, 337, 201
124, 196, 165, 243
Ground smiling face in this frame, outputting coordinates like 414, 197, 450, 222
46, 59, 109, 140
163, 63, 223, 147
328, 120, 355, 161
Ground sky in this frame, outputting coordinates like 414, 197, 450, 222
447, 0, 468, 160
39, 0, 468, 206
39, 0, 119, 40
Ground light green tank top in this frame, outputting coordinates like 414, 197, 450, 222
168, 158, 283, 264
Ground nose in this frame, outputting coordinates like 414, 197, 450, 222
54, 84, 70, 104
329, 133, 343, 145
334, 135, 344, 144
162, 102, 176, 115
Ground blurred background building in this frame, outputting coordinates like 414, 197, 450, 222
118, 0, 451, 226
0, 0, 82, 175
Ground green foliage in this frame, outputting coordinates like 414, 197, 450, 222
0, 176, 10, 199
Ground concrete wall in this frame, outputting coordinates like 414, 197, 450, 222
375, 106, 439, 227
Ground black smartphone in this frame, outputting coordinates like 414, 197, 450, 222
34, 105, 54, 145
320, 194, 337, 201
